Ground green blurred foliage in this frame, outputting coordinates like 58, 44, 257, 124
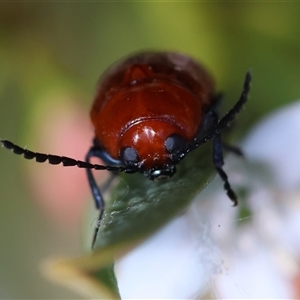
0, 2, 299, 298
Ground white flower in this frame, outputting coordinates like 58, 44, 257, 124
115, 101, 300, 299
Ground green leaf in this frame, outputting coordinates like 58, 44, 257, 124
95, 142, 215, 249
43, 142, 216, 299
92, 264, 119, 297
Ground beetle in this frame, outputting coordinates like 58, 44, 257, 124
1, 51, 251, 247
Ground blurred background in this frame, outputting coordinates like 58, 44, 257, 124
0, 2, 299, 298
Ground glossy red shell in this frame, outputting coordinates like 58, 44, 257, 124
90, 52, 215, 169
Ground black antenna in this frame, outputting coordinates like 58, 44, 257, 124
0, 139, 127, 172
187, 71, 252, 152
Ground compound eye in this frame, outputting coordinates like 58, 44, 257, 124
165, 134, 188, 154
121, 146, 139, 166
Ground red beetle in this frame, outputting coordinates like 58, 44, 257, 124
1, 52, 251, 246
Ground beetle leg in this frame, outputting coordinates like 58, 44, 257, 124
188, 71, 251, 153
85, 144, 117, 248
188, 110, 218, 151
213, 134, 238, 206
92, 138, 123, 166
86, 146, 106, 211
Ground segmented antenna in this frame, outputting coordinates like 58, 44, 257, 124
187, 71, 252, 152
0, 139, 127, 172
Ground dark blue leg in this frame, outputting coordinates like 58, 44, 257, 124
213, 134, 238, 205
86, 146, 106, 211
85, 141, 120, 248
85, 139, 122, 210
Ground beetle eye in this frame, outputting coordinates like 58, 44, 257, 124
165, 134, 188, 153
165, 134, 188, 162
121, 146, 139, 166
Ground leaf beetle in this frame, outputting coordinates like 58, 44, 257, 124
1, 51, 251, 247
